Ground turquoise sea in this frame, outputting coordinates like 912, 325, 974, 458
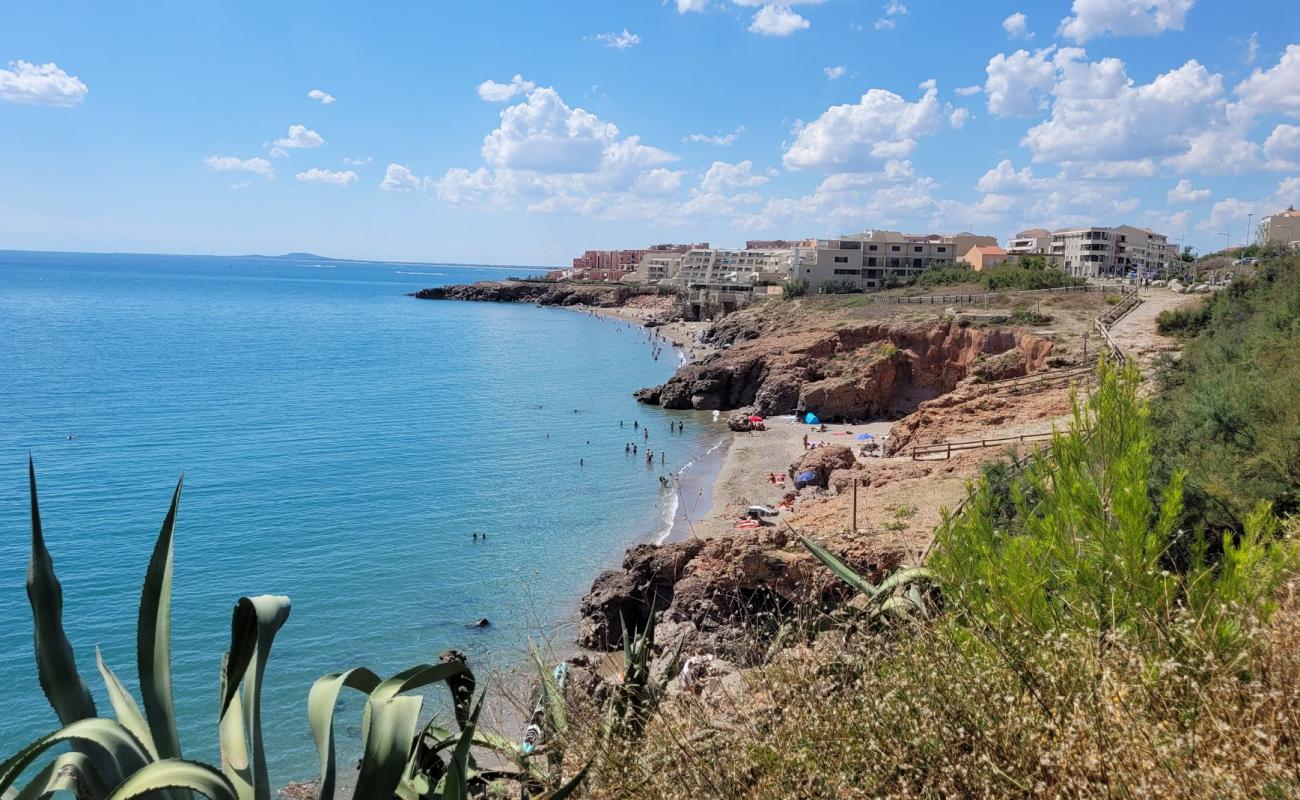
0, 251, 718, 782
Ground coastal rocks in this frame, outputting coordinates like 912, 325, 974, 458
727, 414, 756, 432
971, 349, 1027, 381
637, 320, 1053, 422
792, 445, 857, 489
577, 525, 907, 662
410, 280, 675, 309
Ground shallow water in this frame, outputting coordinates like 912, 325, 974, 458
0, 250, 717, 781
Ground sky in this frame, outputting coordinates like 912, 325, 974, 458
1, 1, 1298, 266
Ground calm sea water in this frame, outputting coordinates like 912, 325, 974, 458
0, 251, 716, 781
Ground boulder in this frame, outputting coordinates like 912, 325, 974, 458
791, 445, 857, 489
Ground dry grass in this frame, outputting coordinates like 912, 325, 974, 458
564, 586, 1300, 799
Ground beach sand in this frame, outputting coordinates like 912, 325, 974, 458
671, 417, 896, 540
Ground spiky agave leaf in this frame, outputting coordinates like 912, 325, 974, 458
8, 751, 107, 800
798, 535, 879, 597
104, 759, 238, 800
137, 477, 184, 760
306, 667, 381, 800
217, 654, 252, 800
440, 690, 485, 800
95, 647, 159, 760
25, 458, 97, 725
220, 595, 291, 800
0, 719, 151, 798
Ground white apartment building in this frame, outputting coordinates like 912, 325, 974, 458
1050, 225, 1171, 279
629, 252, 685, 284
1007, 228, 1053, 257
802, 230, 996, 291
673, 248, 794, 288
1259, 208, 1300, 246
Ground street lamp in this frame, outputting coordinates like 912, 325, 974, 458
1247, 213, 1255, 248
1219, 232, 1230, 285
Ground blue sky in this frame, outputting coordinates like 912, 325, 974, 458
1, 1, 1297, 265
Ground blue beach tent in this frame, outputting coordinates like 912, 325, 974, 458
804, 412, 820, 425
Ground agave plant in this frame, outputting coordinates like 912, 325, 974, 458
4, 460, 585, 800
601, 604, 683, 748
798, 533, 936, 626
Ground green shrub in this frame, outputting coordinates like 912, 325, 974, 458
819, 279, 861, 295
980, 264, 1084, 291
914, 264, 976, 287
1154, 304, 1210, 336
782, 278, 809, 300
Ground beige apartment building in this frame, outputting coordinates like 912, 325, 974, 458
1259, 208, 1300, 246
629, 252, 685, 284
802, 230, 996, 291
673, 248, 793, 288
1113, 225, 1170, 279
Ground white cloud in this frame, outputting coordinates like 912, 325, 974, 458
954, 85, 982, 97
673, 0, 709, 11
632, 168, 685, 195
684, 125, 745, 146
274, 124, 325, 149
1002, 12, 1032, 38
874, 18, 895, 30
1167, 178, 1210, 203
476, 74, 535, 102
1264, 124, 1300, 169
984, 47, 1058, 117
295, 168, 358, 185
824, 65, 847, 80
1019, 51, 1228, 170
342, 156, 372, 166
783, 79, 940, 172
700, 160, 769, 193
269, 147, 289, 159
1244, 32, 1259, 65
0, 60, 88, 106
948, 107, 970, 128
1235, 44, 1300, 118
1073, 159, 1158, 178
749, 5, 810, 36
1058, 0, 1194, 43
307, 89, 336, 104
976, 160, 1043, 194
883, 1, 906, 15
379, 163, 424, 192
595, 29, 641, 49
205, 156, 274, 179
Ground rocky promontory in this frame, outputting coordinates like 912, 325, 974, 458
635, 319, 1055, 422
410, 280, 674, 309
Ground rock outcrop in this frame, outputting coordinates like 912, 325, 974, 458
638, 320, 1054, 421
577, 525, 907, 663
410, 281, 675, 309
792, 445, 856, 488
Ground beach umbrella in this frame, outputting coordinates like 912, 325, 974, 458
855, 433, 875, 440
796, 470, 816, 483
748, 415, 765, 422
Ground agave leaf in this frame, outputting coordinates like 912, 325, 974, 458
538, 763, 589, 800
104, 759, 239, 800
221, 595, 291, 800
137, 477, 184, 760
352, 695, 423, 800
876, 566, 934, 595
368, 663, 474, 722
799, 535, 879, 597
441, 691, 485, 800
95, 647, 159, 759
307, 667, 381, 800
877, 595, 921, 622
0, 718, 151, 797
217, 653, 253, 800
11, 751, 107, 800
25, 458, 97, 725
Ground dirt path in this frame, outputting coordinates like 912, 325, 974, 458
1106, 288, 1199, 374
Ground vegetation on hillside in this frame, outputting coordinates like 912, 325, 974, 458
1152, 252, 1300, 532
912, 255, 1084, 292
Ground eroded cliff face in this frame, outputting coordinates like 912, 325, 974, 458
636, 320, 1054, 422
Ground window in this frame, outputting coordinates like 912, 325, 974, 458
913, 258, 923, 268
833, 268, 861, 276
840, 241, 861, 250
891, 245, 901, 252
913, 246, 923, 253
868, 244, 878, 251
866, 269, 881, 279
866, 257, 878, 267
833, 255, 848, 263
937, 246, 946, 253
